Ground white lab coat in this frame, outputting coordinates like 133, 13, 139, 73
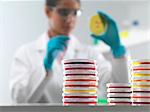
10, 32, 129, 103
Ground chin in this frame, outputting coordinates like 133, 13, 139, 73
61, 30, 72, 36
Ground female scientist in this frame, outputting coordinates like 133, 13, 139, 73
10, 0, 129, 103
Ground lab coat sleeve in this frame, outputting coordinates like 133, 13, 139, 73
10, 45, 52, 103
87, 47, 112, 98
109, 53, 129, 83
95, 53, 112, 99
103, 50, 129, 83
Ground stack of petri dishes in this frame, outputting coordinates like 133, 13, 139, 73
130, 59, 150, 106
107, 83, 132, 105
62, 59, 99, 106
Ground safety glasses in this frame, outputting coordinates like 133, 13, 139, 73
49, 7, 82, 18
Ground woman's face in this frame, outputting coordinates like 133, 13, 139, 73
46, 0, 81, 36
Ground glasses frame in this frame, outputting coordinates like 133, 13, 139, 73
48, 6, 82, 18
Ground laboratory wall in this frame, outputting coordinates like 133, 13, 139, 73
0, 1, 47, 104
0, 0, 150, 104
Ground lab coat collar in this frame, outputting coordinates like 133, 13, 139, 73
36, 32, 49, 52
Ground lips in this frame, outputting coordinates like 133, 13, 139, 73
63, 26, 72, 30
61, 27, 72, 35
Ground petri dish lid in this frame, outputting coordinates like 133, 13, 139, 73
62, 98, 97, 102
131, 76, 150, 80
132, 92, 150, 97
63, 81, 98, 85
63, 102, 97, 105
131, 59, 150, 63
107, 93, 131, 98
106, 83, 131, 88
108, 102, 132, 105
64, 75, 98, 80
62, 93, 97, 96
63, 64, 96, 68
132, 88, 150, 92
63, 69, 98, 75
107, 98, 131, 102
63, 87, 98, 91
107, 88, 131, 92
132, 98, 150, 102
62, 59, 96, 64
132, 81, 150, 85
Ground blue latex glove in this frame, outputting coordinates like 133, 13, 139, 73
91, 11, 126, 58
44, 36, 69, 71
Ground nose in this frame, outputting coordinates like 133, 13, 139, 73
65, 14, 76, 23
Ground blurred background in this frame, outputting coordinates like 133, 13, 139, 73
0, 0, 150, 104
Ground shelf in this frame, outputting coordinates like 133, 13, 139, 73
0, 104, 150, 112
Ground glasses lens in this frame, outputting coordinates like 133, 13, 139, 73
57, 8, 82, 17
58, 9, 70, 17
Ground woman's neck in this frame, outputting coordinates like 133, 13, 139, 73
48, 29, 59, 38
48, 28, 70, 38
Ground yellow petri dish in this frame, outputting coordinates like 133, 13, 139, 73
89, 14, 106, 36
132, 74, 150, 77
131, 59, 150, 66
131, 62, 141, 66
132, 85, 150, 88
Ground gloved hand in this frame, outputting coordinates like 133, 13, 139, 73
91, 11, 126, 58
44, 36, 70, 71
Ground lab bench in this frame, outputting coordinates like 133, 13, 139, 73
0, 104, 150, 112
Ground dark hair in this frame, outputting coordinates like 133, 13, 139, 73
46, 0, 81, 7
